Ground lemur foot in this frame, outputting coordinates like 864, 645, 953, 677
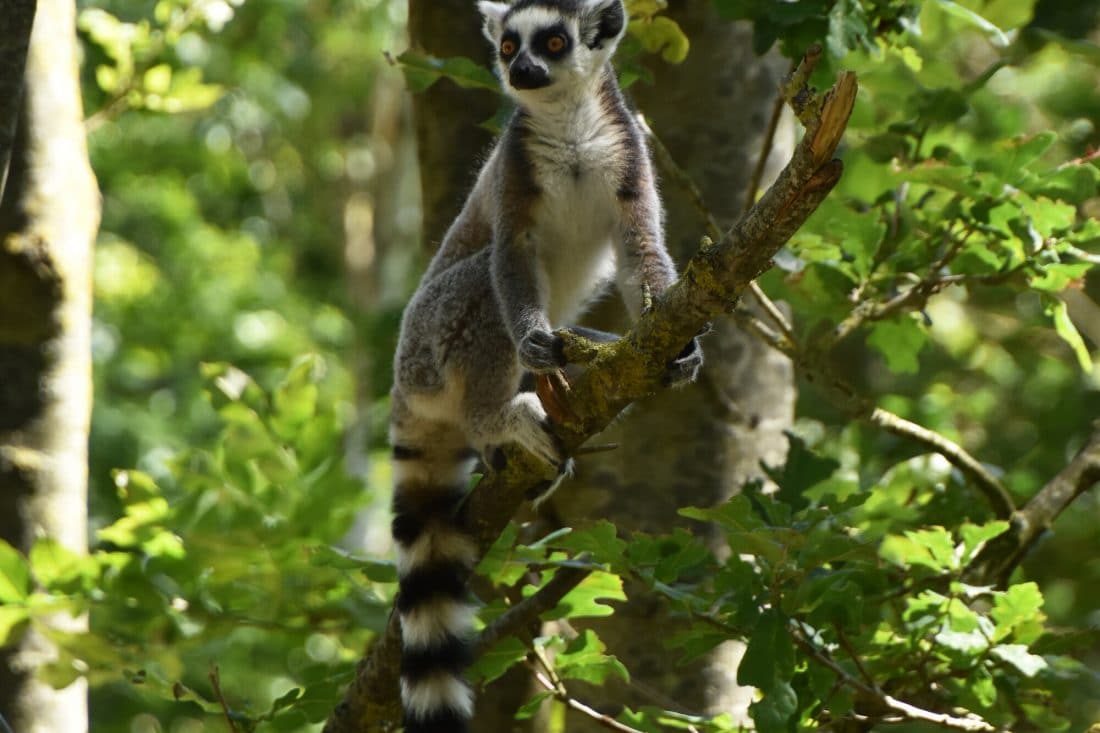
528, 457, 574, 506
496, 392, 567, 470
664, 324, 710, 388
519, 329, 567, 373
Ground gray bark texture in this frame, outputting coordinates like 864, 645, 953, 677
0, 0, 99, 731
406, 0, 794, 728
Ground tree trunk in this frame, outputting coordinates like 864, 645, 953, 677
0, 0, 99, 730
545, 3, 795, 727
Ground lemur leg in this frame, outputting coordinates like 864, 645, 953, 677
460, 361, 565, 471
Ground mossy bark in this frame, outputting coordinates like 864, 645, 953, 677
0, 1, 99, 731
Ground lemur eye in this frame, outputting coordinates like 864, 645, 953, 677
546, 34, 566, 53
500, 39, 517, 56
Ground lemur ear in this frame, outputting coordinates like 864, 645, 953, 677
579, 0, 626, 51
478, 1, 509, 44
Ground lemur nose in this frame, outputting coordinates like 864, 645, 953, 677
509, 53, 550, 90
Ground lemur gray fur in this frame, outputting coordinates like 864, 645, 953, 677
389, 1, 702, 730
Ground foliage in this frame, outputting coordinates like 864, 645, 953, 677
2, 0, 1097, 731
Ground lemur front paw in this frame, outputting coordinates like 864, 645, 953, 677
519, 329, 567, 373
664, 336, 704, 387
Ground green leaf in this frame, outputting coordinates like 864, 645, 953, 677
271, 355, 321, 440
991, 582, 1045, 641
629, 16, 690, 63
544, 570, 625, 620
477, 523, 538, 587
991, 643, 1047, 677
958, 521, 1009, 565
880, 526, 958, 572
1030, 263, 1093, 293
143, 63, 173, 95
29, 538, 87, 589
666, 624, 732, 664
514, 691, 553, 720
1049, 299, 1093, 372
981, 133, 1057, 180
867, 316, 927, 374
395, 51, 499, 93
554, 520, 628, 573
1031, 162, 1100, 204
0, 605, 29, 645
268, 687, 302, 714
933, 0, 1010, 47
308, 545, 397, 583
1015, 194, 1077, 239
738, 610, 794, 689
749, 680, 798, 733
765, 434, 839, 510
0, 539, 31, 603
826, 0, 870, 58
555, 629, 628, 685
470, 636, 528, 684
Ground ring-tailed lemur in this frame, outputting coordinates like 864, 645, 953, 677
389, 1, 702, 730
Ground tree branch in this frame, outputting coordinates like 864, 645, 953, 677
528, 661, 647, 733
788, 626, 1000, 733
323, 47, 857, 733
475, 563, 593, 658
732, 307, 1015, 519
965, 420, 1100, 585
867, 408, 1015, 518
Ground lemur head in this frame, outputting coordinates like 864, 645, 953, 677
478, 0, 626, 100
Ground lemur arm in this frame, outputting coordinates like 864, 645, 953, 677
491, 227, 565, 373
615, 186, 677, 318
617, 190, 704, 386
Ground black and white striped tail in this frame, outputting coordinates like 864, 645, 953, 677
391, 444, 478, 733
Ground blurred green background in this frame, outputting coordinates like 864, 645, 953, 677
71, 0, 1099, 730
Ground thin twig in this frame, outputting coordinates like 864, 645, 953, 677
827, 225, 978, 347
475, 564, 592, 657
868, 408, 1014, 519
209, 665, 241, 733
743, 77, 790, 216
965, 420, 1100, 585
732, 307, 1015, 518
788, 627, 1000, 732
689, 611, 999, 731
528, 662, 647, 733
833, 622, 877, 689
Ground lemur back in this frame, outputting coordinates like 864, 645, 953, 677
389, 2, 701, 730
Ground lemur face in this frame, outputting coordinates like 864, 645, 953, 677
479, 0, 625, 98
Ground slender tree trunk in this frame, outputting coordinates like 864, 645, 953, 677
407, 0, 497, 253
0, 0, 99, 730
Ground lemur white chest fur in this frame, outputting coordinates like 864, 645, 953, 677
526, 91, 624, 324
